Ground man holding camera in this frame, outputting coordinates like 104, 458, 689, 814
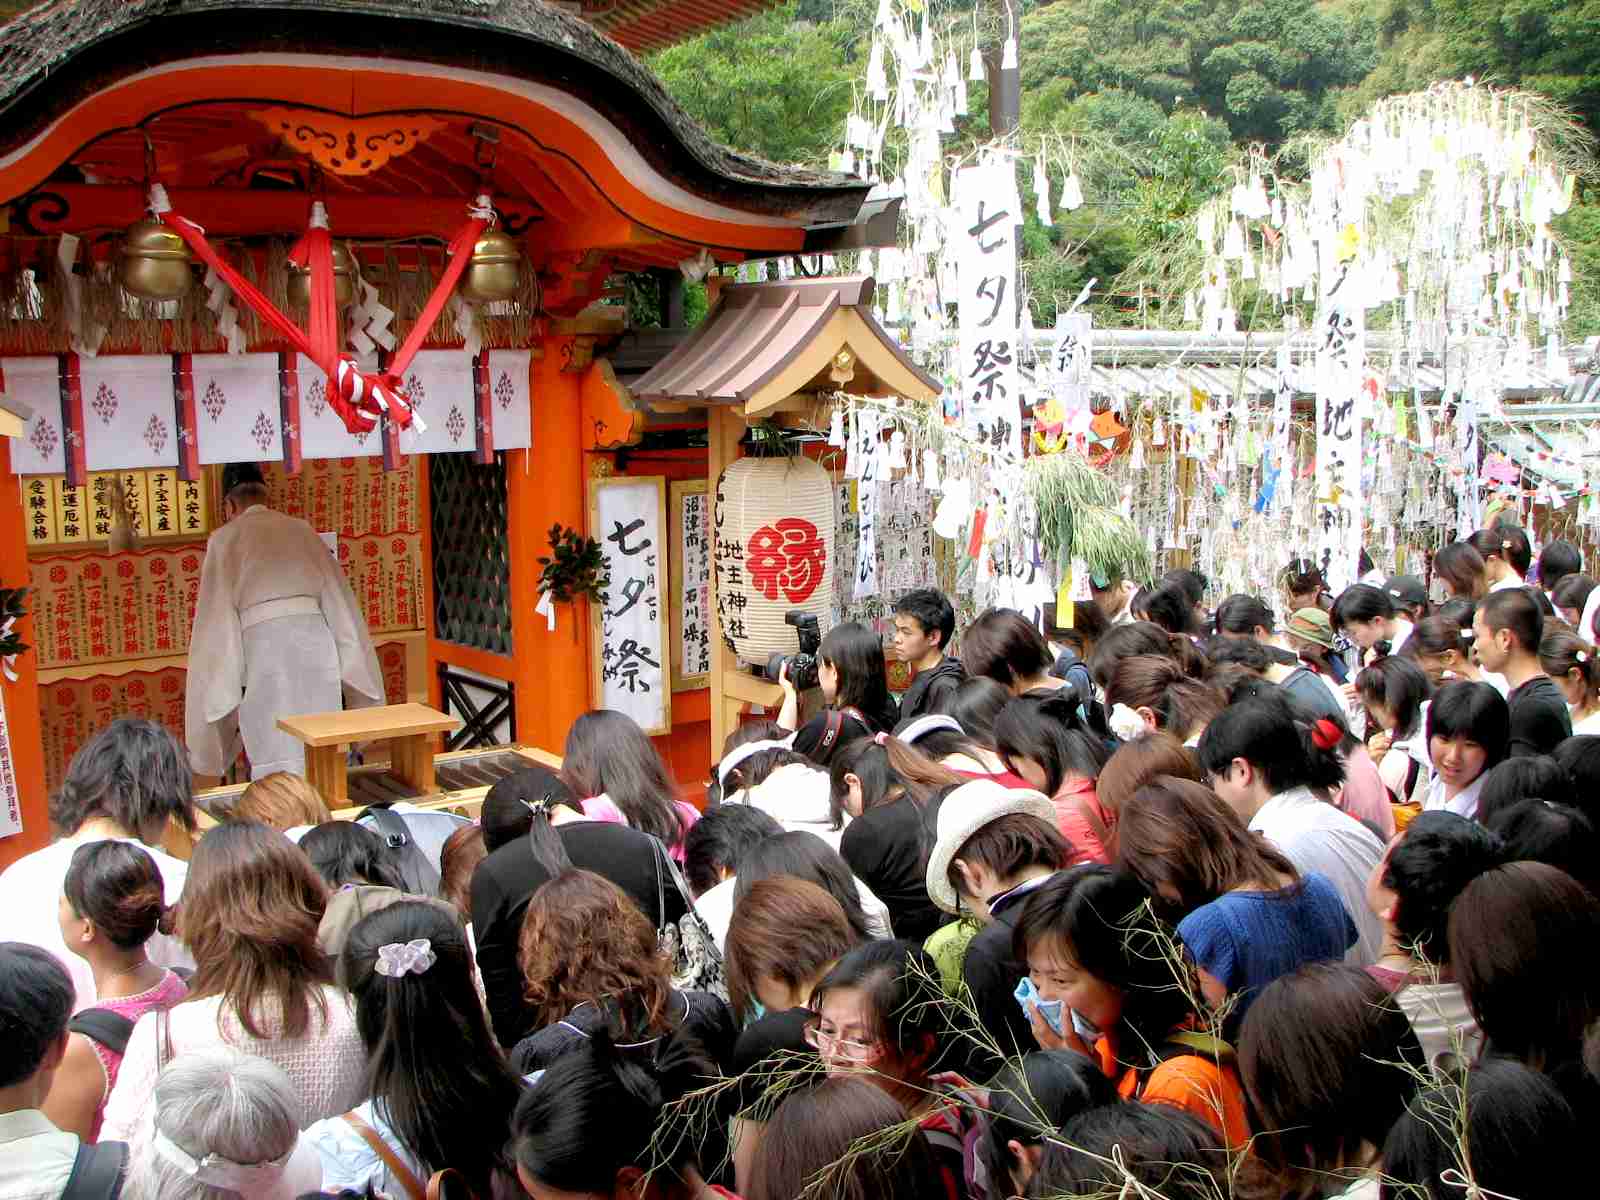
893, 588, 967, 722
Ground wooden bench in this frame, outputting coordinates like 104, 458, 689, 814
277, 703, 462, 809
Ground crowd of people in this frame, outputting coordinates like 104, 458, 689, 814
2, 534, 1599, 1200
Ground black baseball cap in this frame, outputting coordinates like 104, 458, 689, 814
1385, 575, 1428, 608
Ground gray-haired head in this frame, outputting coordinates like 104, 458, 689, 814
122, 1049, 315, 1200
51, 718, 195, 841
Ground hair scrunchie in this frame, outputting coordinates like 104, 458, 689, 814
1310, 718, 1341, 752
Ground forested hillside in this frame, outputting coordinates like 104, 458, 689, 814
650, 0, 1600, 335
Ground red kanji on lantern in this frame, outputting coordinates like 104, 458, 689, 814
745, 518, 827, 604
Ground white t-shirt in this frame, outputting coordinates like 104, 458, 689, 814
1250, 787, 1386, 966
0, 833, 193, 1011
1394, 980, 1483, 1070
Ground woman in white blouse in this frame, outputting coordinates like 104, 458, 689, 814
101, 821, 367, 1141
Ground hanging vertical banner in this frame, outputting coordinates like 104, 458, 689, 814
1049, 312, 1093, 417
1313, 274, 1366, 590
1456, 386, 1481, 540
589, 475, 671, 735
670, 479, 712, 691
0, 686, 20, 838
955, 161, 1022, 459
853, 411, 881, 601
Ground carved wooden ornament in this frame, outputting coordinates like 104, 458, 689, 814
251, 109, 447, 177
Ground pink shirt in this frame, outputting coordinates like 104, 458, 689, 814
1335, 744, 1397, 840
1051, 777, 1112, 865
85, 968, 189, 1139
582, 795, 701, 862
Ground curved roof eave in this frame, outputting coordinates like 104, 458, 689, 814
0, 0, 871, 226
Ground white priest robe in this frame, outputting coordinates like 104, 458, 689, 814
185, 504, 384, 778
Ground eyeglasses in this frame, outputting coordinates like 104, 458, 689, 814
803, 1018, 881, 1061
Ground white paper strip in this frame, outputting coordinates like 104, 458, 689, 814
3, 356, 65, 474
397, 349, 475, 456
193, 353, 281, 464
80, 355, 178, 471
488, 350, 533, 451
296, 353, 381, 459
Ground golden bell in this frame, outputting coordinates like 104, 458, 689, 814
287, 240, 357, 309
117, 219, 193, 301
457, 227, 522, 304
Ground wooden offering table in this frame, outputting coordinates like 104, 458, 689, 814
279, 703, 461, 809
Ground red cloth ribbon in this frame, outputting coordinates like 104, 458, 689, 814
159, 204, 490, 437
1311, 718, 1342, 751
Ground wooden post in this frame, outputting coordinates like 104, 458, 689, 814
0, 440, 49, 868
706, 404, 743, 752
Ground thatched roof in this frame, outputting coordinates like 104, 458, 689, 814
0, 0, 867, 220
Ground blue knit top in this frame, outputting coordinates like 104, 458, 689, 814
1177, 872, 1357, 1021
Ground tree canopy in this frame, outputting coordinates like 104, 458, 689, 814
646, 0, 1597, 337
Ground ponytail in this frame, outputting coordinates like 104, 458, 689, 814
1540, 628, 1600, 708
525, 799, 573, 877
1105, 655, 1225, 741
827, 735, 964, 826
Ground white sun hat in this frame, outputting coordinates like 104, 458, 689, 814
924, 778, 1058, 914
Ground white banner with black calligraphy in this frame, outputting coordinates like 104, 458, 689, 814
955, 161, 1022, 460
853, 411, 881, 601
0, 687, 20, 839
677, 486, 712, 683
592, 476, 670, 734
1313, 272, 1366, 591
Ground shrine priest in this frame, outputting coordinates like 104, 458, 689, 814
185, 463, 383, 781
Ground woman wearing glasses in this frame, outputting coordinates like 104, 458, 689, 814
806, 940, 979, 1200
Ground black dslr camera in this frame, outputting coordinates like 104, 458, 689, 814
764, 611, 822, 691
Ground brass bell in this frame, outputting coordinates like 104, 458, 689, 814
457, 227, 522, 304
117, 219, 193, 301
287, 239, 357, 309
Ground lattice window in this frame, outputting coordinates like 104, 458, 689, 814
429, 453, 512, 655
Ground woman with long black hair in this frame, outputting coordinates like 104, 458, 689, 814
777, 621, 899, 764
305, 900, 526, 1198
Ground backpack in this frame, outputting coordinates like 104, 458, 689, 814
67, 1009, 137, 1056
61, 1140, 126, 1200
355, 803, 471, 895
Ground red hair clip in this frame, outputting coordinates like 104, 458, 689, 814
1311, 718, 1341, 751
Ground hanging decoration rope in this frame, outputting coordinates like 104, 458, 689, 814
152, 185, 498, 437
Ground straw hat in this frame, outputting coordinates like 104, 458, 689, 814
924, 779, 1058, 914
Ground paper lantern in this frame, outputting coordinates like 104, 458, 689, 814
714, 455, 835, 667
